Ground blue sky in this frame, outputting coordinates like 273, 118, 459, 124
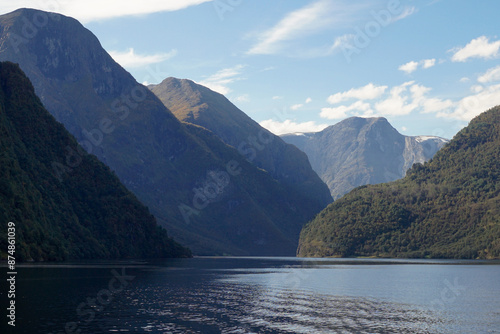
2, 0, 500, 139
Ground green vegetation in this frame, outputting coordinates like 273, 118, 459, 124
0, 62, 191, 261
298, 106, 500, 259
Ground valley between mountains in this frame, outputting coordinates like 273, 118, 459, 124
0, 8, 498, 260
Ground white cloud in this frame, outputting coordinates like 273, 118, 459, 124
421, 97, 454, 114
439, 83, 500, 120
409, 84, 453, 114
398, 59, 436, 74
460, 77, 470, 83
372, 81, 453, 116
398, 61, 419, 74
322, 80, 495, 122
401, 126, 408, 131
261, 66, 276, 72
0, 0, 213, 23
320, 101, 372, 119
246, 2, 414, 58
451, 36, 500, 62
327, 33, 357, 55
325, 6, 415, 56
197, 64, 246, 95
247, 0, 334, 55
318, 80, 458, 123
291, 32, 358, 59
289, 98, 312, 107
320, 107, 348, 120
409, 83, 431, 99
375, 81, 418, 116
233, 94, 250, 103
478, 65, 500, 83
471, 85, 484, 93
422, 58, 436, 69
259, 119, 329, 135
109, 48, 177, 68
272, 96, 283, 100
327, 83, 387, 104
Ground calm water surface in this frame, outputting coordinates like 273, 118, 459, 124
2, 257, 500, 333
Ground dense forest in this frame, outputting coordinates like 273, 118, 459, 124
0, 62, 191, 261
298, 106, 500, 259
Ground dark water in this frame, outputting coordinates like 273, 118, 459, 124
2, 257, 500, 333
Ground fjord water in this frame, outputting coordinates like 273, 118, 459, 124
4, 258, 500, 334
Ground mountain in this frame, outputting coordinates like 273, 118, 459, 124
281, 117, 448, 199
0, 61, 191, 261
0, 8, 323, 256
297, 106, 500, 259
149, 77, 332, 207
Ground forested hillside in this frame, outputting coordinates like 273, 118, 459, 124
298, 106, 500, 259
0, 62, 191, 261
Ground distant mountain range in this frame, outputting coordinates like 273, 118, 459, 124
298, 106, 500, 259
0, 8, 329, 256
0, 61, 191, 261
149, 77, 332, 206
282, 117, 448, 199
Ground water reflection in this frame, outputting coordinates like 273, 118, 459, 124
123, 271, 444, 333
4, 257, 500, 334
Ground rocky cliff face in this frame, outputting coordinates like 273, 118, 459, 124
282, 117, 448, 199
402, 136, 449, 174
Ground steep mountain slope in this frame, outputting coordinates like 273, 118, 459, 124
298, 107, 500, 259
0, 61, 190, 261
149, 77, 332, 207
0, 8, 322, 256
282, 117, 448, 199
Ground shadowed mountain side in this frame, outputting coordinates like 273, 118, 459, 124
0, 8, 324, 256
149, 77, 333, 208
0, 61, 191, 261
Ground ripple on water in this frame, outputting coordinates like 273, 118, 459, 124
96, 279, 447, 334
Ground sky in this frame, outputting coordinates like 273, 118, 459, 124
1, 0, 500, 139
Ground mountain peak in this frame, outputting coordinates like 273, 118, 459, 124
160, 76, 196, 86
152, 77, 226, 110
282, 116, 448, 199
346, 115, 388, 122
317, 116, 392, 135
0, 8, 133, 99
150, 76, 333, 207
344, 116, 391, 128
157, 77, 196, 91
1, 8, 84, 39
1, 7, 51, 19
